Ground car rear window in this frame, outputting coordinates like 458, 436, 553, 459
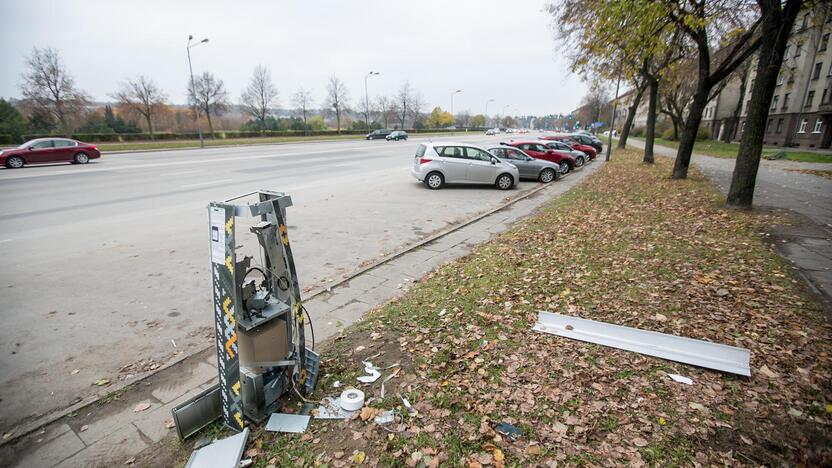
415, 144, 426, 157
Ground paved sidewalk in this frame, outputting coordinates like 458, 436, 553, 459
1, 161, 603, 467
629, 139, 832, 308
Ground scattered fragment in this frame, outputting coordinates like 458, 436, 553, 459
340, 389, 365, 411
133, 403, 151, 412
71, 369, 80, 375
494, 422, 523, 440
357, 365, 381, 384
265, 413, 310, 433
93, 378, 110, 386
124, 457, 136, 465
315, 397, 357, 419
533, 311, 751, 376
79, 425, 89, 432
332, 380, 342, 388
164, 419, 176, 429
759, 365, 778, 378
689, 402, 706, 411
667, 373, 693, 385
238, 459, 253, 468
171, 339, 177, 348
788, 408, 803, 418
374, 410, 396, 426
184, 427, 249, 468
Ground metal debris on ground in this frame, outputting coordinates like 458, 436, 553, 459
265, 413, 311, 433
357, 361, 381, 383
533, 311, 751, 376
494, 422, 523, 441
667, 373, 694, 385
184, 427, 249, 468
314, 397, 356, 419
373, 410, 396, 425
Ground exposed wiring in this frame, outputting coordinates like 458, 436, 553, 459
302, 304, 315, 351
243, 266, 266, 281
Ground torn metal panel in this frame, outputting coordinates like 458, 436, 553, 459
533, 311, 751, 376
185, 427, 249, 468
172, 384, 222, 441
265, 413, 310, 433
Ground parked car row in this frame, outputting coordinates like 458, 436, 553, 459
1, 138, 101, 168
411, 138, 596, 190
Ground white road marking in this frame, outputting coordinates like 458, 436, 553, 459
180, 179, 232, 189
160, 169, 205, 177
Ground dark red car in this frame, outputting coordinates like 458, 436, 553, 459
1, 138, 101, 169
539, 135, 597, 160
500, 140, 577, 174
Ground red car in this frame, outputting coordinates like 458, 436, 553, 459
539, 135, 597, 160
1, 138, 101, 169
500, 140, 577, 174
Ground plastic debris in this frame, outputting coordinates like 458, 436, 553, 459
357, 361, 381, 383
494, 422, 523, 441
374, 410, 395, 425
667, 373, 693, 385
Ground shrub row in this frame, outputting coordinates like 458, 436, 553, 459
18, 128, 482, 144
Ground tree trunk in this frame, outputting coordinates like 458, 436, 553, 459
205, 109, 215, 138
617, 87, 644, 149
145, 114, 154, 141
671, 82, 709, 178
336, 108, 341, 133
722, 73, 748, 143
643, 79, 658, 164
727, 0, 803, 208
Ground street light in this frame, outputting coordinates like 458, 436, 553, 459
485, 98, 495, 118
187, 35, 209, 148
450, 89, 462, 119
364, 71, 380, 130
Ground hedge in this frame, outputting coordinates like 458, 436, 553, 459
18, 128, 483, 144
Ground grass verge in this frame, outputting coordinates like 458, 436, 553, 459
96, 131, 480, 153
631, 137, 832, 163
145, 150, 831, 467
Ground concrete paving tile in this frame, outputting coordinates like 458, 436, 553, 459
55, 425, 148, 468
303, 297, 338, 316
330, 301, 371, 325
151, 362, 217, 404
134, 392, 193, 443
344, 273, 385, 292
361, 285, 401, 305
78, 399, 158, 445
323, 285, 366, 308
14, 424, 84, 468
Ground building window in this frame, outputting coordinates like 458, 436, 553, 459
788, 67, 797, 84
813, 63, 823, 80
784, 45, 791, 58
767, 118, 773, 133
771, 95, 779, 110
783, 93, 790, 110
776, 118, 784, 134
806, 90, 815, 108
821, 33, 830, 52
813, 118, 823, 133
798, 119, 808, 133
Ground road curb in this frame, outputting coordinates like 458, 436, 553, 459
0, 163, 596, 446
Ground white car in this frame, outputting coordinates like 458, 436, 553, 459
411, 142, 519, 190
485, 128, 500, 135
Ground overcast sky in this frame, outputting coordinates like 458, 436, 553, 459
0, 0, 588, 116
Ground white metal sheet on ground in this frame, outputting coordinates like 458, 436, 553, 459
265, 413, 311, 433
533, 311, 751, 376
185, 427, 249, 468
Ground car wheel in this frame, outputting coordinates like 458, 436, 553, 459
425, 171, 444, 190
5, 155, 24, 169
74, 152, 90, 164
495, 173, 514, 190
559, 162, 571, 174
539, 168, 556, 183
575, 155, 585, 167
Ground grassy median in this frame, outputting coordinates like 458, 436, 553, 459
152, 149, 830, 467
631, 137, 832, 163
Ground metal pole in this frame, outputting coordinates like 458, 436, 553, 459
451, 89, 462, 123
606, 69, 622, 162
187, 37, 205, 149
364, 71, 379, 130
485, 99, 494, 122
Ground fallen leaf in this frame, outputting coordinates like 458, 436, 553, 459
133, 403, 151, 412
351, 451, 366, 464
740, 435, 753, 445
689, 402, 706, 411
164, 419, 175, 429
526, 445, 541, 456
124, 457, 135, 465
493, 448, 505, 462
759, 365, 778, 379
654, 313, 667, 322
633, 437, 649, 447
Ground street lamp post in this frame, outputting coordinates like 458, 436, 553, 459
364, 71, 379, 130
606, 68, 622, 162
485, 98, 494, 125
450, 89, 462, 121
187, 35, 209, 148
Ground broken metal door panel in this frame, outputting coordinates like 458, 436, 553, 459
533, 311, 751, 376
209, 203, 245, 432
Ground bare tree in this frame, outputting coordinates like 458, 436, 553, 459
292, 87, 313, 131
240, 65, 278, 131
455, 110, 472, 127
325, 76, 349, 133
20, 47, 88, 135
375, 95, 395, 129
111, 75, 167, 140
409, 91, 426, 128
188, 72, 229, 137
394, 82, 416, 129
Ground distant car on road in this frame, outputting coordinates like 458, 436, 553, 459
1, 138, 100, 169
366, 129, 392, 140
500, 139, 576, 174
386, 130, 408, 141
487, 146, 560, 183
411, 142, 519, 190
485, 128, 500, 135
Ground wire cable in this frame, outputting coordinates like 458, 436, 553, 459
302, 304, 315, 351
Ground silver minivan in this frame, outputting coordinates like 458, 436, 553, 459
410, 142, 519, 190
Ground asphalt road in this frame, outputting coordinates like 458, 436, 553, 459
0, 132, 551, 431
